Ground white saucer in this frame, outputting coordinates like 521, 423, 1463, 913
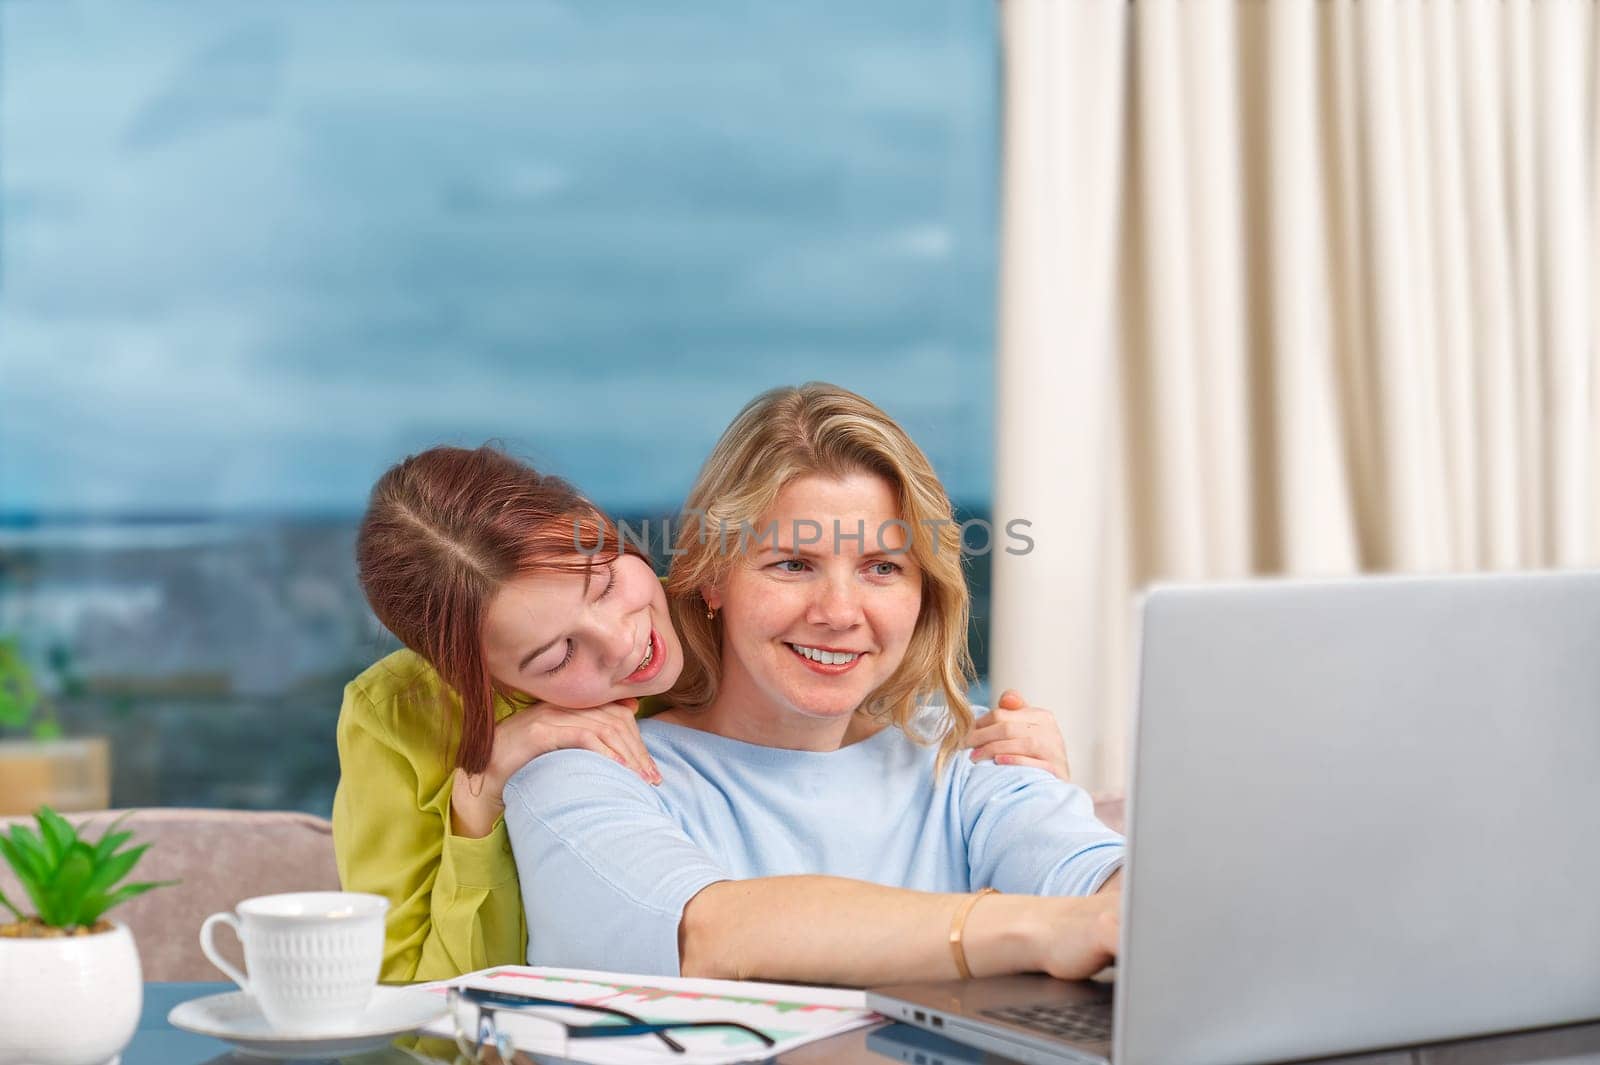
167, 987, 448, 1059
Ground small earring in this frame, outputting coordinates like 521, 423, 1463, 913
705, 604, 717, 621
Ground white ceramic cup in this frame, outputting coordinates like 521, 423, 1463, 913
199, 891, 388, 1034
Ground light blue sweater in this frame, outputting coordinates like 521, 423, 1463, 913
503, 714, 1125, 975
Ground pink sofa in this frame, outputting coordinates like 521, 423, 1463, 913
0, 808, 340, 981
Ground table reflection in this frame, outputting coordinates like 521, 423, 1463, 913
137, 983, 1600, 1065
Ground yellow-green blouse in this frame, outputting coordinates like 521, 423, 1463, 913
332, 649, 526, 983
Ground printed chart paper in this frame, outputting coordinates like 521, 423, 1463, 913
419, 965, 878, 1064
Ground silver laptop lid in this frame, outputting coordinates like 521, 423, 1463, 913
1115, 571, 1600, 1065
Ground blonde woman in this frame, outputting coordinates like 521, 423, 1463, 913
503, 384, 1123, 986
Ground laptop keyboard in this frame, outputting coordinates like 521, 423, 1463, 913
979, 1002, 1113, 1043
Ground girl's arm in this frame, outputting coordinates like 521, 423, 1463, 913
451, 698, 660, 838
334, 681, 660, 982
332, 681, 525, 982
966, 689, 1076, 780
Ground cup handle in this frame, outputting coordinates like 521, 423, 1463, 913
199, 912, 251, 993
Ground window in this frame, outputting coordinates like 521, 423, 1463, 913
0, 0, 998, 812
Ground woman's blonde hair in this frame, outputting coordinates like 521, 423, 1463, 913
665, 382, 976, 765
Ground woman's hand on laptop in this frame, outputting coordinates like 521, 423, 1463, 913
968, 689, 1074, 781
451, 698, 660, 837
964, 892, 1120, 981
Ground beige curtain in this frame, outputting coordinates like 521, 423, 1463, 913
992, 0, 1600, 794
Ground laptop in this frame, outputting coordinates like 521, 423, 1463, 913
869, 570, 1600, 1065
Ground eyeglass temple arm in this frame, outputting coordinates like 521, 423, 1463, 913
456, 988, 687, 1054
564, 1020, 777, 1048
667, 1020, 777, 1047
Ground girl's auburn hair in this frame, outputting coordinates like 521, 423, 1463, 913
356, 445, 638, 775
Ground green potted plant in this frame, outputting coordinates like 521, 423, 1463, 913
0, 637, 109, 815
0, 636, 57, 738
0, 806, 174, 1065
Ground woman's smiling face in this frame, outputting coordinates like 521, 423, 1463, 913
481, 552, 683, 708
705, 471, 923, 729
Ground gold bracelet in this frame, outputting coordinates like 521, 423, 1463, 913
949, 887, 999, 980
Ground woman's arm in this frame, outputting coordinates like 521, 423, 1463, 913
680, 876, 1120, 985
332, 680, 526, 982
682, 712, 1125, 985
503, 749, 1121, 985
960, 751, 1125, 897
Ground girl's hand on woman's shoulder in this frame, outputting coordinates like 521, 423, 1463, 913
966, 689, 1073, 782
492, 699, 662, 787
450, 699, 660, 838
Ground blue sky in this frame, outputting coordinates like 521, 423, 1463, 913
0, 0, 999, 514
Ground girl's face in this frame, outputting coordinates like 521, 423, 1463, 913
706, 471, 923, 729
481, 553, 682, 708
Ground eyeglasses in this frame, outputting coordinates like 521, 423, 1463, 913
447, 986, 777, 1063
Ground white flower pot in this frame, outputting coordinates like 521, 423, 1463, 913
0, 921, 142, 1065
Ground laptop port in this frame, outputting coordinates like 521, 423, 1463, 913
932, 1016, 944, 1028
914, 1010, 926, 1022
